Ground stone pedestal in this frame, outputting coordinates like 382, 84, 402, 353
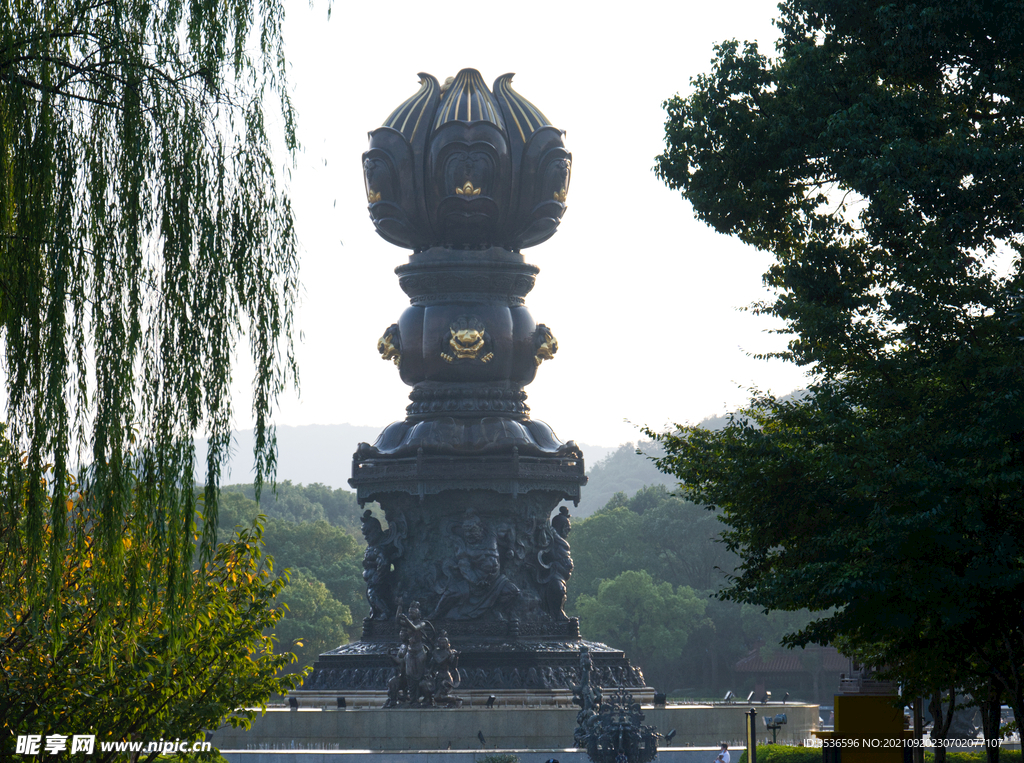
210, 703, 821, 751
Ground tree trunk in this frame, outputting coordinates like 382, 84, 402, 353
978, 682, 1001, 763
913, 697, 924, 763
711, 643, 719, 691
929, 688, 957, 763
989, 631, 1024, 754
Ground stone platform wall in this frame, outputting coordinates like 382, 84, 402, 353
220, 749, 724, 763
210, 704, 819, 752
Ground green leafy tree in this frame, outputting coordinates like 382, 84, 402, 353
634, 486, 738, 592
221, 482, 364, 534
214, 495, 365, 656
216, 490, 264, 531
571, 485, 814, 695
574, 486, 737, 597
273, 570, 353, 672
567, 506, 643, 605
1, 459, 303, 759
575, 570, 709, 689
259, 518, 365, 630
653, 0, 1024, 737
739, 606, 817, 663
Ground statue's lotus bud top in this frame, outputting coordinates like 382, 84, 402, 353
363, 69, 571, 251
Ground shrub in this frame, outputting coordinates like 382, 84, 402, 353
737, 745, 822, 763
736, 745, 1023, 763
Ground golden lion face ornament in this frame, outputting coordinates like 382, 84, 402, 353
377, 323, 402, 366
450, 328, 485, 359
441, 316, 493, 363
533, 324, 558, 367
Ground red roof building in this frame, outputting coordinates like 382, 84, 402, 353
734, 645, 850, 704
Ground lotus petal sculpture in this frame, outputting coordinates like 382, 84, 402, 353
363, 69, 571, 251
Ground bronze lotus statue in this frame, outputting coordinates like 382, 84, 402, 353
354, 72, 579, 462
363, 69, 571, 251
296, 70, 648, 708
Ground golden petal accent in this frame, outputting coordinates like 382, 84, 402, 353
455, 181, 481, 197
553, 188, 568, 203
368, 190, 382, 203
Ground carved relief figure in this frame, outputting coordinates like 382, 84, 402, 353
361, 510, 398, 620
572, 644, 602, 747
362, 546, 393, 620
383, 606, 466, 708
432, 510, 520, 620
552, 505, 571, 539
444, 151, 492, 199
362, 157, 390, 204
536, 528, 573, 620
549, 158, 571, 203
529, 508, 573, 620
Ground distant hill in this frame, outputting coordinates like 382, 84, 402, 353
572, 412, 735, 517
199, 423, 382, 488
578, 442, 616, 465
574, 441, 677, 518
200, 411, 738, 502
201, 423, 617, 491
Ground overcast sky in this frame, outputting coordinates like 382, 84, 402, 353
238, 0, 810, 449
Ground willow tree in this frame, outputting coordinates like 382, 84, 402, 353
0, 0, 298, 650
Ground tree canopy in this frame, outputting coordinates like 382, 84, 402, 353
216, 486, 365, 669
566, 485, 824, 697
576, 570, 709, 682
568, 486, 738, 605
654, 0, 1024, 735
1, 446, 303, 758
220, 481, 364, 535
272, 571, 353, 671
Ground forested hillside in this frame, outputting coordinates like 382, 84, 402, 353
576, 442, 676, 517
216, 483, 369, 671
220, 480, 364, 534
576, 410, 730, 516
566, 485, 828, 699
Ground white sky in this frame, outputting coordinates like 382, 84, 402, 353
242, 0, 810, 449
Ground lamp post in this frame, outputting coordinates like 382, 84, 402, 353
764, 713, 787, 744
